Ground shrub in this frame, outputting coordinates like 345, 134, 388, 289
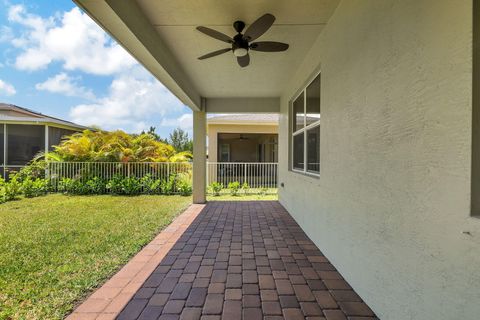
85, 177, 106, 194
58, 178, 71, 193
148, 179, 163, 194
242, 182, 250, 194
176, 172, 192, 196
58, 178, 90, 195
228, 181, 241, 196
121, 177, 142, 195
8, 165, 196, 199
22, 178, 35, 198
4, 176, 21, 201
140, 175, 165, 195
16, 159, 47, 182
140, 175, 154, 194
260, 187, 268, 195
106, 175, 124, 195
35, 179, 49, 197
58, 178, 74, 194
106, 175, 141, 195
209, 182, 223, 196
22, 178, 48, 198
161, 175, 176, 195
51, 129, 192, 162
72, 180, 90, 195
0, 177, 6, 204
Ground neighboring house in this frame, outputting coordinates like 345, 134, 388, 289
207, 114, 278, 163
0, 103, 87, 177
72, 1, 480, 319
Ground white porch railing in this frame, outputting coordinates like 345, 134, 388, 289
206, 162, 278, 193
46, 161, 278, 194
47, 162, 192, 192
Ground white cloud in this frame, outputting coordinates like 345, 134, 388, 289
161, 113, 193, 132
0, 26, 14, 42
5, 4, 191, 134
0, 79, 16, 96
69, 67, 187, 133
35, 72, 95, 100
8, 5, 136, 75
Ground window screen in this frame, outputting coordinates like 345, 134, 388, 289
7, 125, 45, 165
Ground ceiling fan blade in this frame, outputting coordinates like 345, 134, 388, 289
243, 13, 275, 41
237, 54, 250, 67
198, 48, 232, 60
196, 26, 233, 43
250, 41, 289, 52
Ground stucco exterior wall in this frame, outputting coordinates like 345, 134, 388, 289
207, 124, 277, 162
278, 1, 480, 319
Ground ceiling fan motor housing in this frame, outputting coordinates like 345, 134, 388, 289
233, 20, 245, 33
233, 34, 249, 51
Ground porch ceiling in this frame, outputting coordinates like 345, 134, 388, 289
74, 0, 340, 110
139, 0, 338, 98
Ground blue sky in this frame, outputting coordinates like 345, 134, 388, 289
0, 0, 192, 138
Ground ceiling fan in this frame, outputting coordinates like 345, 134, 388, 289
196, 13, 289, 68
239, 134, 250, 140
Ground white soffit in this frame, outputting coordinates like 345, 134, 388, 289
74, 0, 339, 110
135, 0, 339, 98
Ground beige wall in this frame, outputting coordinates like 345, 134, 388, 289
207, 124, 277, 162
278, 1, 480, 319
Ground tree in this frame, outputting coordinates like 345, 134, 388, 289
140, 126, 167, 143
49, 129, 192, 162
168, 128, 193, 153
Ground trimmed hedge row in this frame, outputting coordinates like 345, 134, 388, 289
0, 168, 192, 204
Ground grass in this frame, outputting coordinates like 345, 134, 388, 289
207, 193, 278, 201
0, 194, 191, 320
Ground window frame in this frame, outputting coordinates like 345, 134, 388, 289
290, 71, 321, 177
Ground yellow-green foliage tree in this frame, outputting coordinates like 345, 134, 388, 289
51, 130, 192, 162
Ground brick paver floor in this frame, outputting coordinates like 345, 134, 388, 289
115, 201, 377, 320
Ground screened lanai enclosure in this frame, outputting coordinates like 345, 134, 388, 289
0, 104, 86, 178
0, 124, 80, 178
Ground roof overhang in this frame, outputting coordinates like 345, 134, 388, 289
73, 0, 340, 113
0, 118, 89, 130
208, 120, 278, 126
0, 103, 90, 130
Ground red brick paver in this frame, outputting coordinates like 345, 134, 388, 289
69, 201, 378, 320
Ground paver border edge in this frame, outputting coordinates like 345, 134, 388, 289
66, 203, 206, 320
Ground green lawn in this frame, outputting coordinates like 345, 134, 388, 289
0, 194, 191, 320
207, 193, 278, 201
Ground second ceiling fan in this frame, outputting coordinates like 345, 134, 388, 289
196, 13, 289, 68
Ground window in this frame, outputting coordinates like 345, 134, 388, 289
291, 73, 321, 175
219, 143, 230, 162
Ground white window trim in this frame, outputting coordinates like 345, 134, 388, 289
290, 71, 321, 177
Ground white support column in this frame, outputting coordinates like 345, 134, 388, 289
44, 125, 49, 155
44, 125, 49, 180
193, 110, 206, 204
3, 124, 6, 179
